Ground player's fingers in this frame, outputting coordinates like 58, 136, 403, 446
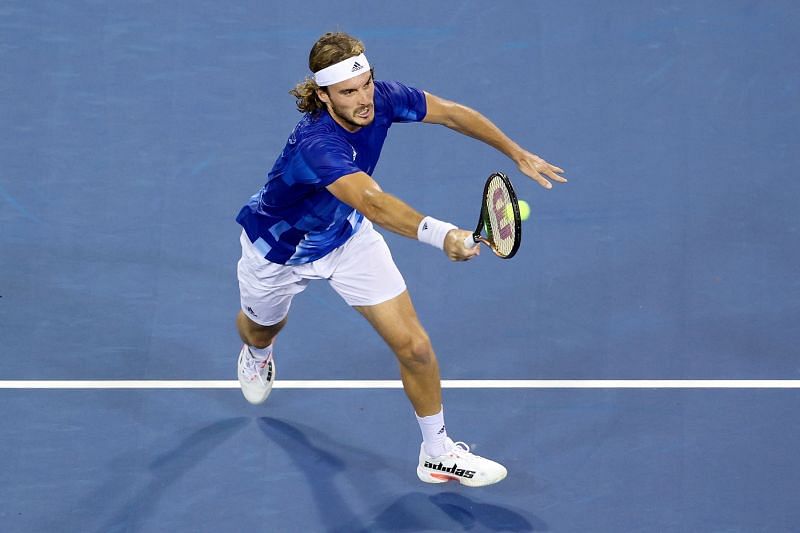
450, 250, 477, 262
519, 160, 553, 189
545, 168, 568, 183
531, 172, 552, 189
460, 243, 480, 260
455, 238, 480, 260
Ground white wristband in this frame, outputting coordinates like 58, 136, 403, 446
417, 216, 457, 250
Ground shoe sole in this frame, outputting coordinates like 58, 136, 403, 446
417, 466, 507, 487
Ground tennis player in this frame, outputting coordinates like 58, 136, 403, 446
235, 32, 565, 487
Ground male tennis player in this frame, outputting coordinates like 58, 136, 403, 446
235, 32, 565, 487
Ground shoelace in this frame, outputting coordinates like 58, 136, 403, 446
446, 441, 487, 460
453, 441, 471, 453
241, 351, 271, 382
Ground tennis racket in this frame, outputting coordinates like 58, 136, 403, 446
463, 171, 522, 259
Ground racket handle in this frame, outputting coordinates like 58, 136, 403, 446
463, 235, 478, 249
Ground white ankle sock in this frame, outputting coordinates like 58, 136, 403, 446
248, 344, 273, 362
416, 406, 448, 457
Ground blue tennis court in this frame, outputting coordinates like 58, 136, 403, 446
2, 1, 799, 531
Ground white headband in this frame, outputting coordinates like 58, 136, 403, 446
313, 53, 371, 87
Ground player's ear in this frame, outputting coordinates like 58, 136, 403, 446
316, 87, 330, 105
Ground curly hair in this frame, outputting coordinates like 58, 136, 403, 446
289, 32, 366, 114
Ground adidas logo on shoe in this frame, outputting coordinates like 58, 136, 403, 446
423, 460, 476, 479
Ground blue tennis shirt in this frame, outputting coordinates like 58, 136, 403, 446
236, 80, 427, 265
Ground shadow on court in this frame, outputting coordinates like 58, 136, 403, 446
362, 492, 546, 532
259, 417, 543, 532
39, 417, 249, 533
258, 417, 387, 531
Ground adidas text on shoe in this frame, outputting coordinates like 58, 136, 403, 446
237, 344, 275, 405
417, 438, 507, 487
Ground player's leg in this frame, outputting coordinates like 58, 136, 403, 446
355, 292, 506, 487
329, 221, 506, 486
235, 312, 285, 405
354, 291, 441, 417
236, 230, 308, 405
321, 221, 440, 417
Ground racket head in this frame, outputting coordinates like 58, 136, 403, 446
473, 172, 522, 259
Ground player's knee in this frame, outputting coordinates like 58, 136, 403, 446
237, 311, 285, 348
397, 331, 434, 368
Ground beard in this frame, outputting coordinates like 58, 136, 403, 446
329, 102, 374, 130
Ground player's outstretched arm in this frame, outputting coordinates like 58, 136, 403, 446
327, 171, 478, 261
422, 92, 567, 189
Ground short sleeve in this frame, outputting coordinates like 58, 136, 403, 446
297, 136, 361, 187
377, 80, 428, 123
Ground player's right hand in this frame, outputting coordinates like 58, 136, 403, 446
444, 229, 480, 262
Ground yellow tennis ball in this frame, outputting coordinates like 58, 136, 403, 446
518, 200, 530, 221
506, 201, 531, 221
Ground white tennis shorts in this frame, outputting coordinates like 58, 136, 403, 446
237, 220, 407, 326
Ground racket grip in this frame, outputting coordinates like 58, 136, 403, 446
463, 235, 478, 249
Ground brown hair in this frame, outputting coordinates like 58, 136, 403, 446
289, 32, 366, 114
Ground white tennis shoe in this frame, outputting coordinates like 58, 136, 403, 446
417, 438, 507, 487
237, 344, 275, 405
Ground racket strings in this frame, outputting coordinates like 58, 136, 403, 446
483, 176, 517, 256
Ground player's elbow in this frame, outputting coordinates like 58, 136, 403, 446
359, 188, 390, 223
437, 101, 473, 130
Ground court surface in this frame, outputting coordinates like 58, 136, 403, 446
2, 1, 799, 531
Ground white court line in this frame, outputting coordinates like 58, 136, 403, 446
1, 380, 800, 389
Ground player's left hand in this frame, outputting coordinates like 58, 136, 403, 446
516, 150, 567, 189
